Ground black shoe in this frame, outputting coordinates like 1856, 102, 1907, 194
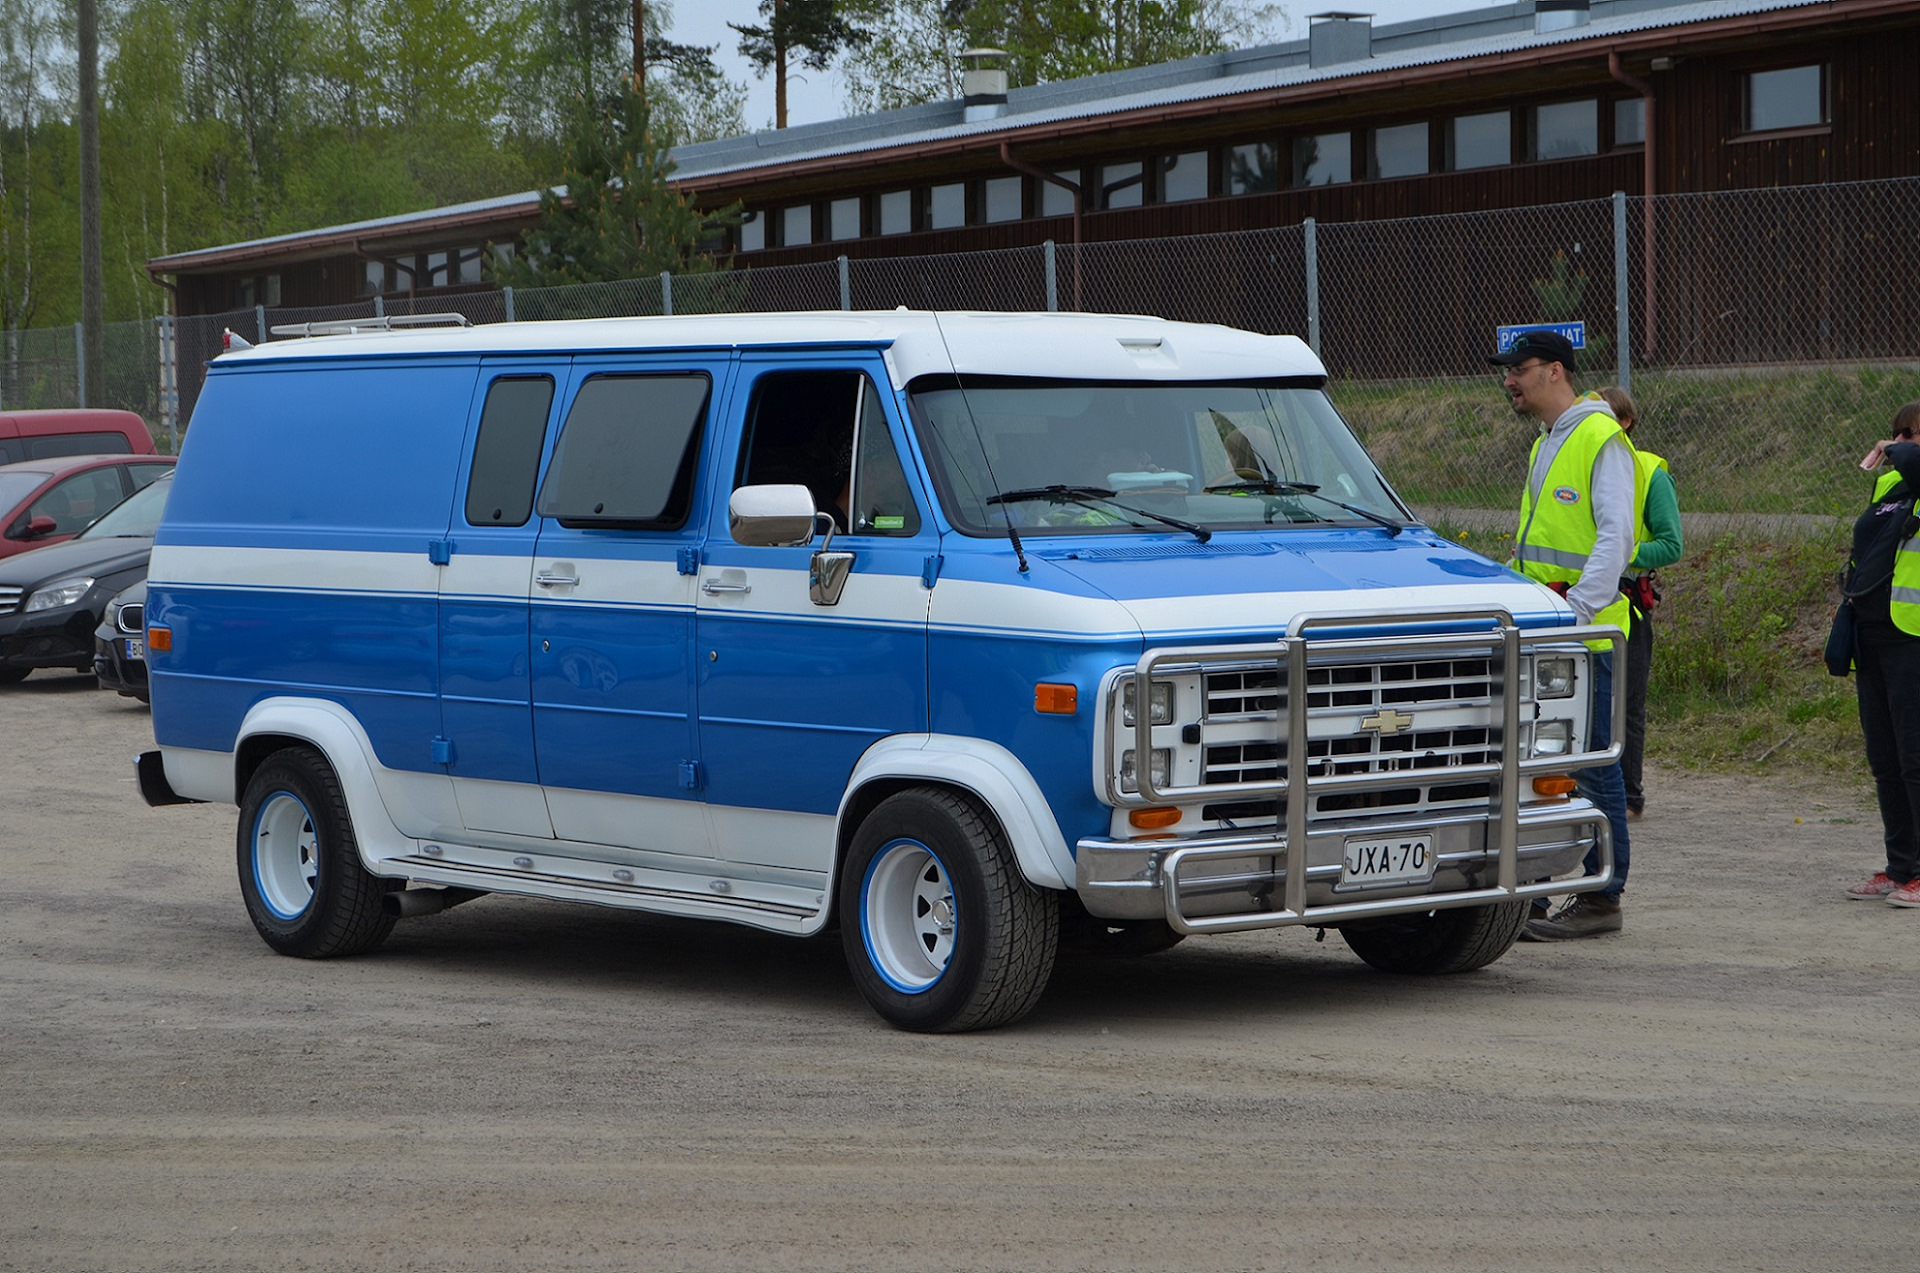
1522, 894, 1623, 941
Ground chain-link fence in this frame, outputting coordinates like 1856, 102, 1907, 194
6, 176, 1916, 537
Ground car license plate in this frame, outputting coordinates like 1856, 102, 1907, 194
1338, 831, 1436, 889
124, 637, 145, 661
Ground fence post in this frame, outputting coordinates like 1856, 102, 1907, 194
1613, 190, 1631, 391
158, 314, 179, 452
256, 304, 267, 343
838, 256, 851, 311
502, 286, 515, 323
1303, 218, 1320, 356
1044, 241, 1058, 312
374, 296, 385, 319
74, 323, 86, 407
661, 271, 673, 316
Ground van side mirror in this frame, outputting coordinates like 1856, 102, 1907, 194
729, 484, 817, 547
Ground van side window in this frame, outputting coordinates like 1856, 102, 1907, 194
465, 376, 555, 526
536, 374, 710, 529
737, 370, 920, 536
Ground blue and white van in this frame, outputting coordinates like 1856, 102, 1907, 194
138, 311, 1616, 1032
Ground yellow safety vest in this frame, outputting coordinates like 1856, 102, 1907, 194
1630, 444, 1668, 564
1516, 408, 1632, 647
1871, 468, 1920, 636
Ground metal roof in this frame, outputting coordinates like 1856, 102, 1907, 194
148, 0, 1871, 274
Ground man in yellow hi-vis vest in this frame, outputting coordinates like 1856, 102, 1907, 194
1489, 329, 1633, 940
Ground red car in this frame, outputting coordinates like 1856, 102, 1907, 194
0, 454, 177, 560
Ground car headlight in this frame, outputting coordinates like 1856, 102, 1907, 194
1122, 679, 1174, 726
25, 577, 95, 612
1532, 719, 1573, 756
1119, 747, 1172, 794
1534, 656, 1576, 699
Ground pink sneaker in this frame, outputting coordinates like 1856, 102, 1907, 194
1846, 872, 1897, 899
1886, 878, 1920, 908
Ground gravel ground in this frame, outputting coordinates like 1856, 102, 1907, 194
3, 669, 1916, 1272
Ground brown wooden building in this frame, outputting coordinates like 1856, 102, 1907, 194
149, 0, 1920, 317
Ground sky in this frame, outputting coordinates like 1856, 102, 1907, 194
668, 1, 1506, 131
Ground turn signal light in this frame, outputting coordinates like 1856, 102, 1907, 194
1532, 774, 1577, 797
1034, 683, 1078, 714
146, 626, 172, 652
1129, 807, 1181, 830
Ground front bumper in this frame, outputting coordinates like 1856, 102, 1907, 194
1076, 800, 1611, 934
93, 633, 148, 699
0, 608, 97, 672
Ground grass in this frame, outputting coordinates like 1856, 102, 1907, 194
1427, 515, 1869, 786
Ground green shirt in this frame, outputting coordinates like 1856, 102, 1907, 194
1630, 466, 1683, 572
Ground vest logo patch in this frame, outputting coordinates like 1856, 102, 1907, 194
1553, 485, 1580, 505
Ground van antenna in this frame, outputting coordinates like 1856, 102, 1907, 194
929, 314, 1029, 575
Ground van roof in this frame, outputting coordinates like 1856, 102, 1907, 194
209, 310, 1325, 386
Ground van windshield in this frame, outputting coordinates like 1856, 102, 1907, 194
906, 377, 1408, 537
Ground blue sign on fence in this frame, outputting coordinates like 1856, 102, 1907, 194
1496, 322, 1586, 353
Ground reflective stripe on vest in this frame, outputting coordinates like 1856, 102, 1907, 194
1517, 408, 1631, 645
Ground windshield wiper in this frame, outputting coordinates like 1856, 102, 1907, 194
1203, 479, 1405, 536
987, 485, 1211, 543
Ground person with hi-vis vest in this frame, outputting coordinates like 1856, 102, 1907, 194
1842, 401, 1920, 909
1488, 329, 1633, 941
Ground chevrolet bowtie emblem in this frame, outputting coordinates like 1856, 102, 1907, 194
1361, 708, 1415, 736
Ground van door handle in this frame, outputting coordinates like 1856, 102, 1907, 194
535, 571, 579, 588
700, 580, 751, 595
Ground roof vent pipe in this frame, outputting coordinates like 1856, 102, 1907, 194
960, 48, 1009, 123
1308, 13, 1373, 69
1536, 0, 1591, 35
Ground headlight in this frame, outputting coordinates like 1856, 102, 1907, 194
1532, 719, 1573, 756
25, 577, 95, 612
1534, 656, 1576, 699
1119, 748, 1172, 794
1122, 679, 1174, 726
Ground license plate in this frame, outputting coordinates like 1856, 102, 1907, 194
1338, 831, 1436, 889
124, 637, 145, 661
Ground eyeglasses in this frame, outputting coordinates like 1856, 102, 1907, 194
1501, 358, 1546, 378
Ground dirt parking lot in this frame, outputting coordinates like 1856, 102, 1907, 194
3, 670, 1917, 1272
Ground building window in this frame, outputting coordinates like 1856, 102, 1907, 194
1159, 151, 1208, 202
983, 175, 1022, 223
1613, 98, 1646, 147
1227, 142, 1279, 195
1530, 99, 1598, 160
1293, 133, 1351, 186
1745, 64, 1826, 132
1041, 170, 1078, 217
263, 273, 282, 305
361, 261, 386, 295
738, 210, 765, 252
1368, 122, 1429, 179
829, 197, 861, 241
1447, 110, 1510, 171
1097, 161, 1144, 210
426, 251, 450, 287
782, 205, 812, 247
878, 191, 911, 235
453, 248, 485, 285
928, 182, 966, 229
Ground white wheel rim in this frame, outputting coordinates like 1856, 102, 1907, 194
861, 839, 956, 993
253, 792, 319, 920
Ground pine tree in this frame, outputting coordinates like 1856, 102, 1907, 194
492, 80, 735, 287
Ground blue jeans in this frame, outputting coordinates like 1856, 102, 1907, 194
1574, 651, 1631, 898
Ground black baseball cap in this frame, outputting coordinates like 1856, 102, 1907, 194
1490, 329, 1577, 372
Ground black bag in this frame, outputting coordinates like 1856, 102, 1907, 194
1825, 598, 1857, 677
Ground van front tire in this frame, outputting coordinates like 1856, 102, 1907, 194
237, 748, 396, 958
840, 788, 1057, 1032
1338, 899, 1529, 974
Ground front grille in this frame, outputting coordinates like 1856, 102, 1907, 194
1198, 654, 1500, 818
0, 585, 20, 616
115, 602, 144, 635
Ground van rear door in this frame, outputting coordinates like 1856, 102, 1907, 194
439, 359, 569, 838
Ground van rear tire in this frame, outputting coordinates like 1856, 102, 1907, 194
237, 748, 396, 958
840, 788, 1057, 1032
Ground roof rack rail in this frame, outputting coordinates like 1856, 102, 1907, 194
269, 312, 474, 338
